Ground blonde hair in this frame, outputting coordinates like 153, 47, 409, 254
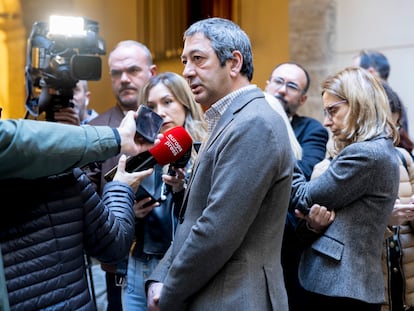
321, 67, 398, 152
264, 92, 302, 159
139, 72, 207, 162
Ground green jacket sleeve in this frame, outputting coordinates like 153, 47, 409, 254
0, 119, 119, 179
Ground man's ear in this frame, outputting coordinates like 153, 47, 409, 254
299, 94, 308, 107
367, 66, 380, 78
229, 50, 243, 75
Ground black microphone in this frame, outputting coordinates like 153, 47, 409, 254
104, 126, 193, 182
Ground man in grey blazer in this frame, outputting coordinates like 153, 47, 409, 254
146, 17, 294, 311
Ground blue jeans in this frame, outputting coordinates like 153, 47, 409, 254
90, 262, 108, 311
122, 255, 161, 311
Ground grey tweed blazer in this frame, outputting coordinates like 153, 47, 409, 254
291, 134, 400, 304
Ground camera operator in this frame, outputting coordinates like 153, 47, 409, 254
74, 80, 99, 125
30, 79, 98, 126
52, 80, 98, 125
53, 105, 81, 125
24, 15, 105, 123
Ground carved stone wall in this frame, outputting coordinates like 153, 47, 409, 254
289, 0, 336, 122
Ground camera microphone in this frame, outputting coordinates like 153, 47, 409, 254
104, 126, 193, 181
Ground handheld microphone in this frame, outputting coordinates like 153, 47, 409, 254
104, 126, 193, 181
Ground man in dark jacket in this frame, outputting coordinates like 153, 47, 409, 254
265, 62, 328, 180
0, 111, 156, 311
0, 130, 153, 311
89, 40, 157, 311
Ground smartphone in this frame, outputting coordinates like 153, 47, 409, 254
135, 172, 164, 208
136, 105, 163, 142
135, 186, 161, 208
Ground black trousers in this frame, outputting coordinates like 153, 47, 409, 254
105, 271, 123, 311
281, 221, 307, 311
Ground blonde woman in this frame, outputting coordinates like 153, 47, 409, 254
309, 80, 414, 311
291, 67, 400, 310
123, 72, 207, 311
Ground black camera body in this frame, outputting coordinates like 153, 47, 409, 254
25, 16, 106, 120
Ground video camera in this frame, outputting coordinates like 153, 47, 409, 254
25, 15, 106, 121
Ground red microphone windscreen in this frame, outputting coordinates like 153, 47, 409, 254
149, 126, 193, 165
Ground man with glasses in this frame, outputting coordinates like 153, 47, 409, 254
265, 62, 328, 180
89, 40, 157, 311
265, 62, 328, 311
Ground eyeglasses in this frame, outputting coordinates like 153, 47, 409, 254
109, 66, 141, 79
271, 77, 303, 95
323, 100, 347, 120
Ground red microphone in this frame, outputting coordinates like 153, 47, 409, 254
104, 126, 193, 181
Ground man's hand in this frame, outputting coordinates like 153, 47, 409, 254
117, 111, 163, 156
113, 154, 153, 193
133, 197, 159, 218
147, 282, 163, 311
389, 199, 414, 226
162, 167, 186, 193
54, 106, 81, 125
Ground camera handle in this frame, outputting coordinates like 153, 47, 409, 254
44, 91, 75, 121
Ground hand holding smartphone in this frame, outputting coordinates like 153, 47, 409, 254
136, 105, 163, 142
104, 106, 163, 182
